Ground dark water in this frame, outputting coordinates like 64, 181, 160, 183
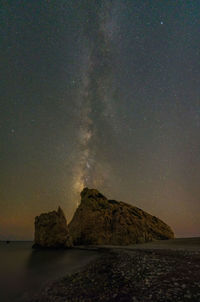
0, 241, 99, 302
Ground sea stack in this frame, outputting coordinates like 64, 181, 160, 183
33, 206, 72, 248
69, 188, 174, 245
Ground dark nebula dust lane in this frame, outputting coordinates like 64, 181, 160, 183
0, 0, 200, 239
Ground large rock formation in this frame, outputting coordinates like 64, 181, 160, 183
33, 207, 72, 248
69, 188, 174, 245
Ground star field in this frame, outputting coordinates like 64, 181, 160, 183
0, 0, 200, 239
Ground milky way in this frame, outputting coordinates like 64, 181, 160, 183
71, 1, 119, 201
1, 0, 200, 239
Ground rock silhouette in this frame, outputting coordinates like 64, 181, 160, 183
33, 206, 72, 248
69, 188, 174, 245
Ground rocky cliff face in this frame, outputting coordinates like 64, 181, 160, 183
69, 188, 174, 245
33, 207, 72, 248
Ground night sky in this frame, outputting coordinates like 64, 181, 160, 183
1, 0, 200, 240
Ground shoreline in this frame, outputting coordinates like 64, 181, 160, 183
31, 247, 200, 302
1, 238, 199, 301
73, 237, 200, 252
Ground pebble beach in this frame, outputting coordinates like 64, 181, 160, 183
32, 241, 200, 302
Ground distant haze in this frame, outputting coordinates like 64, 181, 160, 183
0, 1, 200, 240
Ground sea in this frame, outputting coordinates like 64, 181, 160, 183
0, 241, 99, 302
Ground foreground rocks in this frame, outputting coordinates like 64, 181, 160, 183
33, 207, 72, 248
31, 248, 200, 302
33, 187, 174, 247
69, 188, 174, 245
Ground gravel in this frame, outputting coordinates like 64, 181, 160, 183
31, 248, 200, 302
